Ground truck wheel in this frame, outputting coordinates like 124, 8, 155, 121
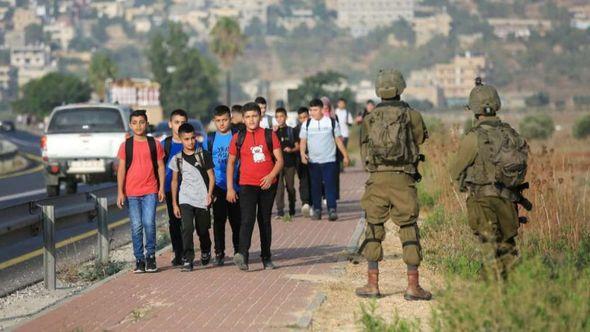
65, 181, 78, 194
47, 185, 60, 197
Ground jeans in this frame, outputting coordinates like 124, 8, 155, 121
212, 186, 241, 256
309, 162, 338, 213
276, 166, 296, 216
127, 194, 158, 261
239, 184, 277, 262
165, 191, 183, 260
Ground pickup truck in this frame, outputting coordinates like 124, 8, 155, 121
41, 103, 132, 196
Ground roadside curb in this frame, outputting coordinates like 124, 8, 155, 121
295, 212, 365, 329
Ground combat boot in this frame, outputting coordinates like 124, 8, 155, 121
355, 269, 381, 298
404, 270, 432, 301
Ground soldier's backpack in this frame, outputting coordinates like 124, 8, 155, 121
473, 122, 529, 189
366, 101, 420, 166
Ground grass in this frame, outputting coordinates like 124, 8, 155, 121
359, 300, 420, 332
61, 260, 127, 283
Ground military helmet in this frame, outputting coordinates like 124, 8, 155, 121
468, 83, 501, 115
375, 68, 406, 99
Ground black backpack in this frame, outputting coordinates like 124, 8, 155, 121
174, 148, 211, 186
163, 136, 173, 162
124, 136, 159, 186
206, 127, 240, 154
235, 128, 275, 163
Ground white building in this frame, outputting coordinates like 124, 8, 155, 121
487, 18, 552, 40
336, 0, 415, 37
44, 19, 76, 50
10, 45, 58, 87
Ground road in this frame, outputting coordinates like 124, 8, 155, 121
0, 129, 143, 296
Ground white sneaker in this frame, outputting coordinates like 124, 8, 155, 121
301, 204, 311, 218
322, 199, 327, 207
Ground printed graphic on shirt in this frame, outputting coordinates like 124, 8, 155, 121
251, 145, 266, 163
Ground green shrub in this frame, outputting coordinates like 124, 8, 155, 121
573, 114, 590, 139
423, 116, 445, 135
78, 260, 127, 282
359, 300, 420, 332
519, 114, 555, 139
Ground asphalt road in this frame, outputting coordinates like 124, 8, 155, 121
0, 129, 145, 297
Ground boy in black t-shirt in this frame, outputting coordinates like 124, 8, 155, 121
274, 108, 299, 222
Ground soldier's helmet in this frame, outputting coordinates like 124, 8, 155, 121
375, 68, 406, 99
468, 79, 501, 115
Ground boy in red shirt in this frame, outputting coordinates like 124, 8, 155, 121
227, 102, 283, 271
117, 110, 165, 273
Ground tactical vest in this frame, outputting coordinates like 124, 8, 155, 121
464, 121, 528, 192
364, 101, 419, 174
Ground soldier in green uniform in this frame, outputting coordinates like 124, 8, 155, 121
355, 69, 431, 300
449, 80, 529, 280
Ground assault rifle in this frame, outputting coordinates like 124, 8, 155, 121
497, 182, 533, 224
413, 154, 426, 182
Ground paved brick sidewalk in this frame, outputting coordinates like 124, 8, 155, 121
17, 169, 367, 331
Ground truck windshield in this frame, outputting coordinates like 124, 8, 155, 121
47, 108, 126, 133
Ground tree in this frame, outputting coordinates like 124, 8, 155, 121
88, 52, 118, 100
12, 73, 91, 117
525, 92, 550, 108
288, 71, 356, 110
210, 17, 246, 105
147, 22, 219, 119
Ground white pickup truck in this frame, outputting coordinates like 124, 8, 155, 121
41, 104, 132, 196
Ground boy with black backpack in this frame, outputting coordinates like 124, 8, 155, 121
450, 80, 530, 281
117, 110, 165, 273
202, 105, 241, 266
169, 123, 215, 272
161, 109, 188, 267
227, 102, 283, 271
274, 107, 299, 222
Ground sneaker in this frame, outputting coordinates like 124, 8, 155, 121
328, 209, 338, 221
263, 259, 277, 270
133, 260, 146, 274
181, 260, 193, 272
322, 199, 327, 207
171, 256, 183, 267
301, 204, 311, 218
311, 210, 321, 220
282, 214, 292, 223
214, 254, 225, 266
233, 253, 249, 271
201, 252, 211, 266
146, 256, 158, 273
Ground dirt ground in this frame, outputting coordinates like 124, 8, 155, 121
311, 222, 440, 331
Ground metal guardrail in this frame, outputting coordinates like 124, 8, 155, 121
0, 185, 118, 238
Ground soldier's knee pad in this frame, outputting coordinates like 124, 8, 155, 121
360, 223, 385, 262
399, 222, 422, 266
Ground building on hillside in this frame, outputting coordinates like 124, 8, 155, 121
90, 0, 125, 19
43, 18, 76, 50
213, 0, 273, 28
0, 65, 17, 101
12, 8, 42, 31
132, 17, 152, 34
487, 18, 552, 39
412, 11, 452, 46
10, 44, 58, 87
3, 30, 26, 48
405, 69, 444, 107
569, 4, 590, 30
434, 52, 487, 105
276, 8, 316, 31
336, 0, 415, 37
105, 78, 164, 124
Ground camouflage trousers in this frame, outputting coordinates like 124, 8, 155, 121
466, 195, 520, 279
360, 172, 422, 266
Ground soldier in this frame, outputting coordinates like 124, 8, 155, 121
355, 69, 431, 300
449, 80, 529, 280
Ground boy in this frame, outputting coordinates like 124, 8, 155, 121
255, 96, 276, 130
170, 123, 215, 272
227, 102, 283, 271
202, 105, 241, 266
231, 104, 246, 132
335, 98, 354, 148
295, 107, 312, 217
299, 99, 350, 221
161, 109, 188, 266
117, 110, 165, 273
274, 108, 299, 221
